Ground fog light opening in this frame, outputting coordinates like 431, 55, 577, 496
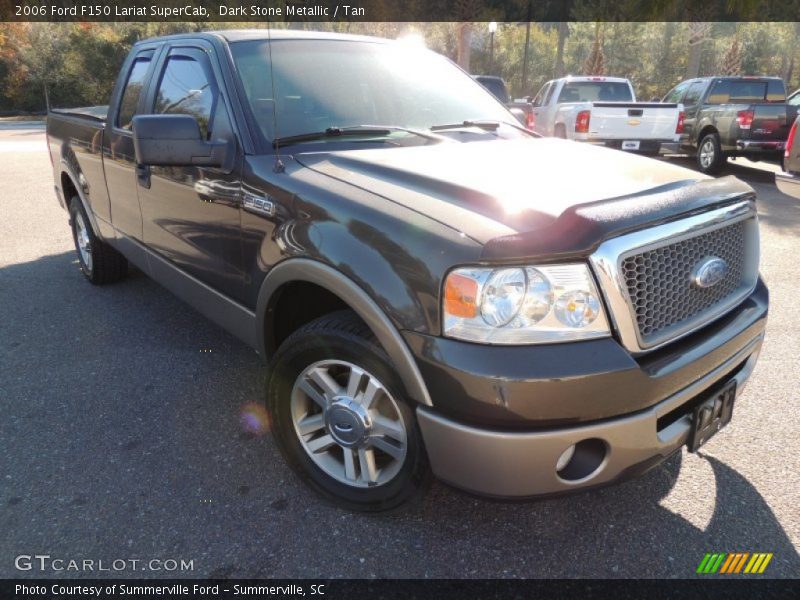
556, 438, 607, 482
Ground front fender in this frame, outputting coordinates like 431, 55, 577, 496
255, 258, 433, 406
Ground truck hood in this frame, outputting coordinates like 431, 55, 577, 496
296, 137, 754, 259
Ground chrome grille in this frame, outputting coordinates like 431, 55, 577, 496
589, 200, 759, 353
621, 220, 746, 342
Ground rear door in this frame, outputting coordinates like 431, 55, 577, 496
104, 48, 157, 241
136, 43, 245, 301
678, 80, 707, 147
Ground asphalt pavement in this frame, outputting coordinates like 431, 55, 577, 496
1, 124, 798, 578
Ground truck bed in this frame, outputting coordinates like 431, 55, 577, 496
49, 105, 108, 123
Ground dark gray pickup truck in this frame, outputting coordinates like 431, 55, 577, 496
662, 76, 792, 174
48, 30, 768, 511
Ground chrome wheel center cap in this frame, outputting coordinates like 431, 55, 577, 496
325, 397, 371, 448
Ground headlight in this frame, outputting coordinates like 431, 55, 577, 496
443, 263, 610, 344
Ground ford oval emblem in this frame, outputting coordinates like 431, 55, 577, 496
692, 256, 728, 288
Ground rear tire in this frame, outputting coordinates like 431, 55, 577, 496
554, 124, 567, 139
265, 310, 430, 512
69, 198, 128, 284
696, 133, 725, 174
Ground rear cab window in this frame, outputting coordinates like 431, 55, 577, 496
707, 79, 787, 104
116, 51, 153, 130
557, 81, 633, 103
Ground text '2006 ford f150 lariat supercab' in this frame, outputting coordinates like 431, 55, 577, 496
48, 30, 768, 511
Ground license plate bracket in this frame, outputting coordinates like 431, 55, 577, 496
688, 380, 737, 452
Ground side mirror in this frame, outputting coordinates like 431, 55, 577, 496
131, 114, 231, 170
509, 107, 527, 125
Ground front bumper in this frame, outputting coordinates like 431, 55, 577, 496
417, 334, 762, 497
409, 280, 767, 497
776, 170, 800, 199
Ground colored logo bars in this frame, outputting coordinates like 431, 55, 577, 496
696, 553, 774, 574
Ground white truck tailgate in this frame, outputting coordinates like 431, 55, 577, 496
587, 103, 680, 140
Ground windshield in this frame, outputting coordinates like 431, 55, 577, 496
230, 39, 513, 145
557, 81, 633, 103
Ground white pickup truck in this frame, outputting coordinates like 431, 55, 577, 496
529, 76, 683, 155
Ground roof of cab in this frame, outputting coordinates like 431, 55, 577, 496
134, 29, 391, 47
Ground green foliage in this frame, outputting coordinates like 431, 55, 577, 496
0, 21, 797, 113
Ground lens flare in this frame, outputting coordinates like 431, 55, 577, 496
239, 403, 271, 436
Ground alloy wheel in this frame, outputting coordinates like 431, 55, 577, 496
290, 360, 408, 488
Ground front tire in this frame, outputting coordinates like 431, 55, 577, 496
69, 198, 128, 284
696, 133, 725, 174
265, 311, 430, 512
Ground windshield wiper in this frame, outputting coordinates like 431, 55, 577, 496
430, 120, 502, 132
272, 125, 444, 148
430, 119, 540, 137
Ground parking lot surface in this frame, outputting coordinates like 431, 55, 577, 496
1, 125, 798, 578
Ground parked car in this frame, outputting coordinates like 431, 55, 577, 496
48, 30, 767, 511
474, 75, 535, 129
662, 76, 792, 174
776, 115, 800, 198
528, 76, 683, 154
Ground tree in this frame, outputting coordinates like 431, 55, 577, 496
583, 25, 605, 75
454, 0, 481, 70
720, 38, 743, 76
554, 22, 570, 78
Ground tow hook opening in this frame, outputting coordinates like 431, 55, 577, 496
556, 438, 608, 482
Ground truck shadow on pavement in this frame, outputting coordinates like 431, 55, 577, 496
1, 251, 797, 578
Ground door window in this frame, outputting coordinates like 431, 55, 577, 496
116, 52, 153, 130
531, 83, 549, 107
663, 81, 689, 104
543, 82, 558, 105
154, 55, 217, 138
682, 81, 706, 107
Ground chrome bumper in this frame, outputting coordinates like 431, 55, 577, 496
736, 140, 785, 151
417, 334, 763, 498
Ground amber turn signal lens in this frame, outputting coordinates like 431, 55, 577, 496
444, 272, 479, 318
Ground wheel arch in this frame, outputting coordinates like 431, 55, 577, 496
697, 124, 719, 146
59, 163, 101, 238
256, 259, 433, 407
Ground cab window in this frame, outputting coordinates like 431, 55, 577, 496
154, 55, 217, 138
682, 81, 706, 106
116, 52, 153, 130
663, 81, 689, 104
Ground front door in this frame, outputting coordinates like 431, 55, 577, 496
136, 45, 244, 302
